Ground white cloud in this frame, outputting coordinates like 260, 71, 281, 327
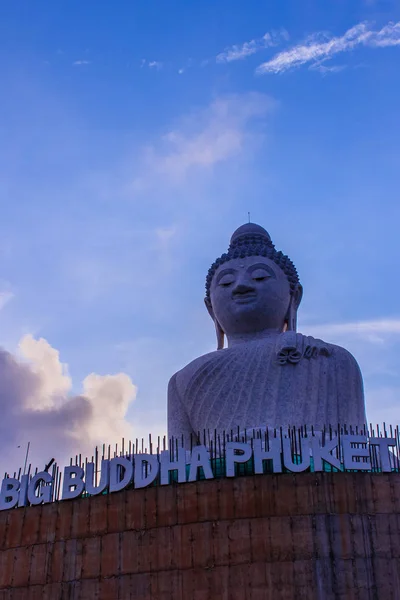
256, 20, 400, 74
19, 335, 71, 406
81, 372, 135, 441
140, 60, 163, 70
148, 60, 163, 70
0, 291, 13, 311
155, 226, 177, 243
73, 60, 91, 66
0, 335, 137, 475
216, 29, 289, 63
131, 92, 275, 185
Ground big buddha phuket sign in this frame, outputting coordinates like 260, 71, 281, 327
0, 432, 397, 512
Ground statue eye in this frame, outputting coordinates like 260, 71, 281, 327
251, 270, 271, 281
218, 275, 235, 287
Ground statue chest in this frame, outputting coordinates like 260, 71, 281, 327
182, 341, 334, 433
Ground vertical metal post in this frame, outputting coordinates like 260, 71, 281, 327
23, 442, 30, 475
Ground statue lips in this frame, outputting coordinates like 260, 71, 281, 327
232, 290, 257, 304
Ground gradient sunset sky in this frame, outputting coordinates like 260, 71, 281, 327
0, 0, 399, 472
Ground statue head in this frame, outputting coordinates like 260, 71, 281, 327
205, 223, 303, 349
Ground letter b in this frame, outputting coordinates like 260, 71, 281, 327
0, 478, 20, 511
62, 466, 85, 500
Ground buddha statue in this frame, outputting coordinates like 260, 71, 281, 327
168, 223, 367, 447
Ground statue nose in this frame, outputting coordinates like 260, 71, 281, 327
232, 282, 255, 295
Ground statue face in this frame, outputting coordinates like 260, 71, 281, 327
209, 256, 291, 336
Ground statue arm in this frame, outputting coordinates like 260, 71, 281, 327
167, 373, 196, 450
335, 345, 367, 426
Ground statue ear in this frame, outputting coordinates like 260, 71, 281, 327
204, 297, 214, 320
285, 284, 303, 332
293, 284, 303, 309
204, 297, 225, 350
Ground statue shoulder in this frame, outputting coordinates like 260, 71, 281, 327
325, 340, 362, 369
300, 332, 362, 368
277, 331, 361, 369
168, 349, 223, 400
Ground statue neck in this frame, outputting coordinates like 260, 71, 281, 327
226, 328, 284, 348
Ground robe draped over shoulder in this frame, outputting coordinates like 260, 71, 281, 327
168, 332, 366, 447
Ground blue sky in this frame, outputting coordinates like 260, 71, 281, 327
0, 0, 399, 471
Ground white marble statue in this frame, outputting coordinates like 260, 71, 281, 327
168, 223, 366, 447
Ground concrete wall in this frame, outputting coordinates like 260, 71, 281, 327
0, 472, 399, 599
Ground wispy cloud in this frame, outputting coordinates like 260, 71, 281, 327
148, 60, 163, 70
305, 318, 400, 343
73, 60, 91, 66
0, 291, 13, 311
310, 63, 347, 75
216, 29, 289, 63
140, 59, 163, 70
131, 92, 275, 185
256, 20, 400, 74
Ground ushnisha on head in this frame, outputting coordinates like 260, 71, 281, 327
205, 223, 303, 349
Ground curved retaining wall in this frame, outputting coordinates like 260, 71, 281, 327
0, 472, 399, 599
